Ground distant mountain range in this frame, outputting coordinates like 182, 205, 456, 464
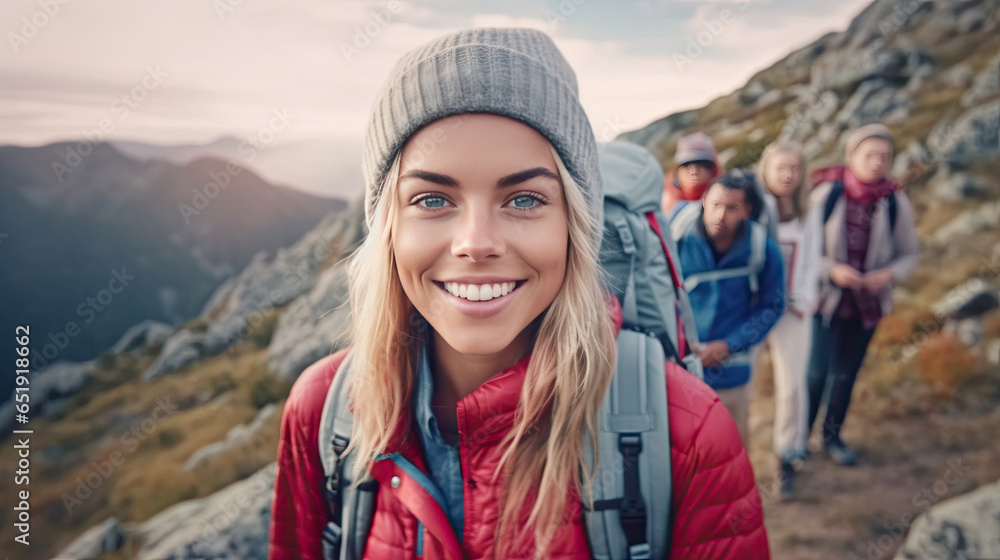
108, 136, 364, 199
0, 141, 346, 402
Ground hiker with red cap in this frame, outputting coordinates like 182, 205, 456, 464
806, 124, 919, 467
661, 132, 723, 219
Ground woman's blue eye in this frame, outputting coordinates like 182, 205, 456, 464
510, 195, 539, 209
418, 196, 448, 208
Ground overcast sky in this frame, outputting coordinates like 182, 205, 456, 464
1, 0, 873, 148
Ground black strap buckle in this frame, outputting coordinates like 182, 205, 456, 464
618, 433, 647, 555
618, 434, 642, 463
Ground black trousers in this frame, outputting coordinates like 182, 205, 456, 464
806, 314, 877, 445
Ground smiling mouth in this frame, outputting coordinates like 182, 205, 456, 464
435, 280, 524, 302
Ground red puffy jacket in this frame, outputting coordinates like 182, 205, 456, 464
269, 302, 770, 559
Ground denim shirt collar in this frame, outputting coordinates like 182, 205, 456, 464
411, 326, 465, 540
414, 337, 446, 446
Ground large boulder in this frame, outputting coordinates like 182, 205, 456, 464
142, 208, 355, 380
895, 479, 1000, 559
961, 50, 1000, 108
834, 77, 914, 131
836, 0, 933, 49
810, 45, 911, 92
142, 329, 207, 380
931, 201, 1000, 245
926, 100, 1000, 166
778, 88, 841, 147
891, 141, 932, 181
52, 517, 126, 559
133, 463, 276, 560
110, 320, 175, 355
930, 168, 988, 202
938, 63, 975, 88
931, 279, 998, 320
1, 360, 96, 430
267, 263, 351, 380
183, 404, 276, 471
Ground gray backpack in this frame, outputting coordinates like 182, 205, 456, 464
599, 142, 704, 379
317, 141, 701, 560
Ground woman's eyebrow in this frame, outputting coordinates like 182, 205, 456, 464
399, 167, 560, 189
399, 169, 459, 187
497, 167, 560, 188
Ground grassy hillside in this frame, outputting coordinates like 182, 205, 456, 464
0, 315, 291, 558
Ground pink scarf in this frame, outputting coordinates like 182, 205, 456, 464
812, 166, 899, 203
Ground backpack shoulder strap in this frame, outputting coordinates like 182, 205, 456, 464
318, 353, 378, 560
669, 202, 700, 243
583, 329, 672, 560
886, 191, 897, 231
681, 221, 765, 297
612, 216, 641, 327
746, 221, 767, 298
822, 180, 896, 230
647, 212, 704, 380
822, 181, 844, 225
761, 193, 780, 240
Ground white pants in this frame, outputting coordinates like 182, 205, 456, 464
714, 345, 762, 450
764, 311, 812, 461
715, 382, 752, 449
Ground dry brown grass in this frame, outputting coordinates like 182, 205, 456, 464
0, 345, 290, 559
916, 333, 983, 397
904, 255, 989, 314
868, 313, 914, 360
984, 313, 1000, 341
697, 91, 743, 126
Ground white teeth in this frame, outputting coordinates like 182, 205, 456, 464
444, 281, 517, 301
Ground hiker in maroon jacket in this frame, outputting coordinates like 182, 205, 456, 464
806, 124, 919, 466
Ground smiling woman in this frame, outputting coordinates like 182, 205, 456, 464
346, 103, 617, 558
393, 115, 569, 365
268, 26, 769, 560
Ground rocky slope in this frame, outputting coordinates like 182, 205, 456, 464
619, 0, 1000, 557
622, 0, 1000, 183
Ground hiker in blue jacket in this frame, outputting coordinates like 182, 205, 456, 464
674, 169, 786, 447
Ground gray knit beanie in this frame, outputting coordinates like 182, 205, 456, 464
845, 123, 894, 159
362, 27, 602, 244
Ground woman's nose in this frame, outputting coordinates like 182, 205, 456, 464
451, 205, 504, 261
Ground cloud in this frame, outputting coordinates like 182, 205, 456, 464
0, 0, 872, 149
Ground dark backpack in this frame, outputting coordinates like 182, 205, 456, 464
822, 180, 898, 230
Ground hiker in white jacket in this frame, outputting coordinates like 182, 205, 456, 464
757, 142, 822, 501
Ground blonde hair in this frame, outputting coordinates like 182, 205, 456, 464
758, 141, 812, 220
344, 143, 616, 558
